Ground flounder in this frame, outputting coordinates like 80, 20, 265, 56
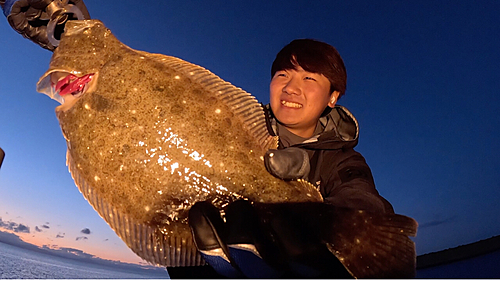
36, 20, 418, 277
37, 19, 322, 267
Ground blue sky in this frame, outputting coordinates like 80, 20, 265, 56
0, 0, 499, 264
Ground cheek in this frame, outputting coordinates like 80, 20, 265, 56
269, 83, 281, 102
306, 89, 330, 111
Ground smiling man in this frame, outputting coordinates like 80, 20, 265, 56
269, 40, 343, 139
270, 64, 336, 138
263, 39, 393, 214
185, 39, 402, 279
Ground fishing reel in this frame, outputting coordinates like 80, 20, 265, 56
29, 0, 86, 47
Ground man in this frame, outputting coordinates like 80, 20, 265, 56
182, 39, 395, 279
264, 39, 393, 213
2, 2, 406, 278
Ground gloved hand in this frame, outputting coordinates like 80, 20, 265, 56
264, 147, 310, 180
188, 200, 348, 278
188, 200, 285, 278
1, 0, 90, 51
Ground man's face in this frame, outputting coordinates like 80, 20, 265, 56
270, 65, 337, 138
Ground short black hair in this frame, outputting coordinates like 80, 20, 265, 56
271, 39, 347, 98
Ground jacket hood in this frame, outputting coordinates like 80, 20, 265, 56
264, 104, 360, 150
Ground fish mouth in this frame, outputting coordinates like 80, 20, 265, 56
53, 73, 94, 98
37, 71, 98, 112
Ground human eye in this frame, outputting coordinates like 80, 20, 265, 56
274, 71, 288, 78
304, 75, 320, 82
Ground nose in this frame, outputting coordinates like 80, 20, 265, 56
283, 76, 301, 95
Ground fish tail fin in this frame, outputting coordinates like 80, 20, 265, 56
325, 209, 418, 278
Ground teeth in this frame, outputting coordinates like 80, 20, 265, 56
281, 100, 302, 108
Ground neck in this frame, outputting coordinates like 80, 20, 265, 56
281, 124, 316, 139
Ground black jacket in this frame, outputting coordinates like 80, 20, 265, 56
264, 104, 394, 214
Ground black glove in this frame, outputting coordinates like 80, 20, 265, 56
1, 0, 90, 51
264, 147, 310, 180
188, 200, 285, 278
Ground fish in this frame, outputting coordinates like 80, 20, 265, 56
36, 19, 417, 277
36, 19, 322, 267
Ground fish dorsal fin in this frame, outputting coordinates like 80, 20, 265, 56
138, 50, 278, 151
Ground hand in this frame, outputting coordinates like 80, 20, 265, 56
264, 147, 310, 180
188, 200, 284, 278
1, 0, 90, 51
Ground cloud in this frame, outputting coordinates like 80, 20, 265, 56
0, 218, 13, 230
81, 228, 91, 235
76, 236, 88, 241
14, 224, 30, 233
419, 216, 457, 229
0, 218, 30, 233
35, 226, 42, 232
42, 225, 50, 229
56, 232, 65, 238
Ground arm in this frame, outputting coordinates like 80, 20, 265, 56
189, 148, 415, 278
318, 149, 394, 213
263, 145, 394, 213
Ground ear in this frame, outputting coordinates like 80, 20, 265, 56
327, 91, 340, 108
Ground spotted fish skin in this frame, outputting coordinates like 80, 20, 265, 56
36, 20, 322, 267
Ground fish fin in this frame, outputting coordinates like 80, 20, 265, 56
294, 179, 323, 202
137, 51, 277, 152
254, 203, 417, 278
66, 151, 204, 267
324, 208, 418, 278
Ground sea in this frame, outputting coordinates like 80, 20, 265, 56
0, 242, 170, 279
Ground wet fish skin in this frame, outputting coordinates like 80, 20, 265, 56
36, 20, 322, 267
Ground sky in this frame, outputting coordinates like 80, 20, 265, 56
0, 0, 499, 266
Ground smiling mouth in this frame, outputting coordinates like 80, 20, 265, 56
281, 100, 303, 108
53, 73, 95, 98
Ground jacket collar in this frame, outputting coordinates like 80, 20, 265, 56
263, 104, 360, 150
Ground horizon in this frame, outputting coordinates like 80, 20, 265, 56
0, 228, 168, 274
2, 223, 498, 270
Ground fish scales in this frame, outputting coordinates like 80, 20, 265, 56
36, 20, 322, 267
